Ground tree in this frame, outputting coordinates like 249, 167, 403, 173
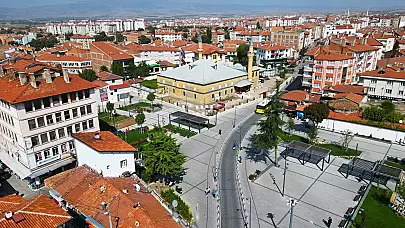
28, 36, 59, 51
203, 28, 212, 44
110, 62, 124, 76
304, 103, 330, 126
115, 32, 125, 42
341, 130, 354, 151
147, 92, 156, 109
182, 33, 188, 39
362, 106, 386, 122
380, 100, 395, 113
93, 32, 114, 42
191, 34, 198, 43
79, 69, 97, 82
141, 130, 185, 180
106, 102, 114, 119
235, 43, 249, 67
307, 124, 318, 144
224, 27, 230, 40
254, 86, 284, 166
256, 21, 262, 30
128, 61, 150, 78
139, 35, 151, 44
100, 65, 109, 72
135, 111, 146, 130
65, 32, 74, 41
286, 117, 295, 135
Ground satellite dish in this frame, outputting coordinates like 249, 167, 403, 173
134, 184, 141, 192
25, 139, 32, 149
172, 200, 178, 208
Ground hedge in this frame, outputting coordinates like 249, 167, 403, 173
161, 189, 193, 222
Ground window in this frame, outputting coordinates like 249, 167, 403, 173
37, 117, 45, 128
371, 79, 377, 84
33, 99, 42, 110
326, 69, 333, 74
52, 96, 60, 106
75, 124, 81, 132
399, 91, 404, 95
35, 152, 42, 162
46, 115, 54, 125
43, 97, 51, 108
58, 128, 65, 138
326, 77, 333, 81
67, 126, 73, 135
55, 113, 62, 122
231, 89, 233, 93
315, 76, 322, 80
120, 159, 127, 168
52, 147, 59, 156
64, 110, 71, 120
316, 68, 322, 72
313, 84, 320, 88
82, 121, 88, 130
72, 108, 78, 118
61, 94, 69, 104
44, 149, 50, 159
89, 119, 94, 129
86, 105, 92, 114
31, 136, 40, 147
68, 141, 75, 150
212, 94, 215, 98
28, 119, 36, 130
194, 94, 197, 99
40, 133, 48, 144
183, 91, 186, 96
24, 102, 33, 112
401, 82, 405, 87
387, 81, 393, 85
316, 60, 322, 65
386, 89, 392, 94
80, 107, 86, 116
172, 88, 175, 93
61, 144, 67, 153
77, 91, 84, 100
107, 165, 110, 169
369, 87, 375, 92
84, 90, 90, 98
327, 61, 335, 66
49, 131, 57, 141
70, 92, 77, 102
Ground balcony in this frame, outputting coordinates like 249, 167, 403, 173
304, 66, 313, 72
302, 80, 311, 87
303, 73, 312, 78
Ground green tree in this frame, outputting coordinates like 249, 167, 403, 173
78, 69, 97, 82
224, 27, 230, 40
135, 111, 146, 129
380, 100, 395, 113
203, 28, 212, 44
99, 65, 109, 72
384, 111, 403, 123
139, 35, 151, 44
65, 32, 74, 41
128, 61, 150, 78
286, 117, 295, 135
28, 36, 59, 51
106, 102, 114, 119
115, 32, 125, 42
93, 32, 114, 42
145, 25, 156, 35
256, 21, 262, 30
141, 130, 185, 180
182, 33, 188, 39
147, 92, 156, 109
191, 34, 198, 43
304, 103, 330, 126
254, 86, 284, 166
362, 107, 386, 122
235, 43, 249, 67
110, 62, 124, 76
307, 124, 318, 144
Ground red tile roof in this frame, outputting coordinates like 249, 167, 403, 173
360, 69, 405, 80
37, 53, 89, 62
171, 40, 189, 47
328, 110, 362, 121
92, 80, 108, 88
222, 40, 246, 45
182, 43, 227, 55
256, 44, 288, 51
314, 52, 354, 61
71, 35, 94, 39
280, 90, 320, 103
377, 56, 405, 68
0, 74, 96, 104
336, 24, 354, 30
73, 131, 136, 152
44, 166, 180, 228
109, 82, 131, 90
324, 85, 368, 95
347, 44, 379, 52
97, 71, 123, 81
333, 93, 365, 104
0, 194, 71, 228
91, 42, 133, 61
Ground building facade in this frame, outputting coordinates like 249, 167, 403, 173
90, 42, 134, 73
359, 69, 405, 100
36, 54, 92, 75
70, 35, 95, 49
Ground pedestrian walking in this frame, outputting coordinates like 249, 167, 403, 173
212, 188, 217, 198
219, 129, 222, 135
233, 142, 237, 150
238, 155, 242, 163
323, 217, 332, 228
205, 187, 211, 197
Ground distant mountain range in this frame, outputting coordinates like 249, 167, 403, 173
0, 1, 403, 20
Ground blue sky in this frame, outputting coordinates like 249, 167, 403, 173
2, 0, 405, 8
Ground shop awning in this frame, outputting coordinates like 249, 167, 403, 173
234, 79, 252, 88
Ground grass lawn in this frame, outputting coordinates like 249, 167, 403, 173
119, 129, 148, 144
165, 124, 197, 137
119, 102, 151, 111
99, 112, 130, 125
140, 79, 158, 89
352, 186, 405, 228
384, 161, 405, 170
278, 131, 308, 143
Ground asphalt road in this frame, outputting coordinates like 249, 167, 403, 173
220, 113, 261, 228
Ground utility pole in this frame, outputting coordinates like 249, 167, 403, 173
282, 156, 287, 197
267, 213, 277, 228
233, 106, 237, 128
288, 199, 297, 228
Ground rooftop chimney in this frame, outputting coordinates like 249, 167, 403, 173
94, 132, 101, 140
305, 93, 310, 101
44, 69, 52, 84
18, 72, 27, 86
100, 185, 106, 194
62, 69, 70, 83
29, 74, 38, 88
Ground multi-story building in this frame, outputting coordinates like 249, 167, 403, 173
90, 42, 134, 73
255, 44, 291, 68
270, 29, 306, 51
154, 31, 183, 42
181, 43, 228, 64
359, 69, 405, 100
323, 24, 356, 38
373, 33, 396, 53
46, 19, 145, 35
70, 35, 95, 49
36, 54, 92, 75
312, 52, 355, 93
0, 64, 99, 180
125, 44, 181, 65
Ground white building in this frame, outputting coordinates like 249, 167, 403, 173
255, 44, 291, 68
154, 32, 183, 42
36, 54, 92, 75
323, 24, 356, 38
128, 44, 181, 65
70, 35, 95, 49
359, 69, 405, 100
373, 33, 395, 53
73, 131, 136, 177
0, 66, 99, 180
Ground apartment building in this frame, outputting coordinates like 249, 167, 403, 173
359, 69, 405, 100
36, 53, 92, 75
0, 64, 99, 179
323, 24, 356, 38
312, 52, 355, 93
90, 42, 134, 73
222, 40, 246, 56
155, 31, 183, 42
125, 44, 181, 65
70, 35, 95, 49
181, 43, 228, 64
270, 30, 306, 51
373, 33, 396, 53
255, 44, 291, 68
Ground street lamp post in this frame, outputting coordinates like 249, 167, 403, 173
288, 199, 298, 228
233, 106, 237, 128
267, 213, 277, 228
282, 156, 288, 197
395, 120, 403, 142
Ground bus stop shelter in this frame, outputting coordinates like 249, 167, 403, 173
169, 111, 210, 133
280, 140, 331, 171
338, 157, 402, 186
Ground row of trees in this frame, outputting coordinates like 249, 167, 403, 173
28, 35, 59, 51
190, 28, 212, 44
362, 100, 404, 123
